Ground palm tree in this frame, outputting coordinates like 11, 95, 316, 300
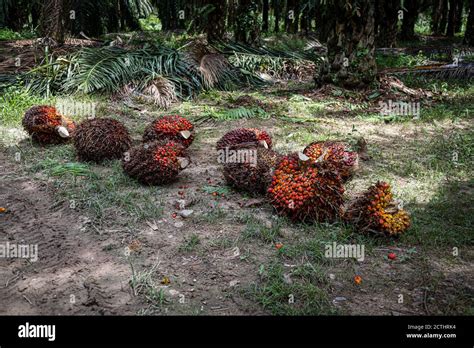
318, 0, 377, 88
205, 0, 226, 42
464, 0, 474, 45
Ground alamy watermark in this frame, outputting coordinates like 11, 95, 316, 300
0, 242, 38, 262
325, 242, 365, 262
217, 147, 257, 167
379, 100, 420, 119
56, 99, 97, 119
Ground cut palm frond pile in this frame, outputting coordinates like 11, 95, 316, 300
6, 40, 266, 105
3, 37, 325, 103
215, 40, 322, 81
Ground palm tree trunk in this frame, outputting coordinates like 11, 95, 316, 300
273, 0, 280, 32
464, 0, 474, 45
400, 0, 419, 40
206, 0, 226, 42
375, 0, 400, 47
318, 0, 376, 88
262, 0, 269, 32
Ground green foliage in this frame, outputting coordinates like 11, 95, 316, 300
247, 261, 336, 315
48, 162, 97, 179
10, 43, 264, 99
0, 28, 22, 40
376, 51, 429, 69
0, 86, 54, 126
139, 14, 162, 31
179, 234, 201, 253
218, 40, 321, 79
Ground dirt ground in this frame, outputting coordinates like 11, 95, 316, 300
0, 149, 268, 315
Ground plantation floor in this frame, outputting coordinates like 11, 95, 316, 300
1, 81, 473, 315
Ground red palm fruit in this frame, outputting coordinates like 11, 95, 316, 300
303, 141, 359, 182
222, 147, 282, 195
122, 141, 189, 185
143, 115, 194, 148
73, 118, 131, 163
216, 128, 272, 151
268, 153, 344, 222
22, 105, 76, 145
344, 181, 411, 237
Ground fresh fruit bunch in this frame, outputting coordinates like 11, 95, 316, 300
303, 141, 359, 182
22, 105, 76, 145
143, 115, 194, 147
122, 141, 189, 185
216, 128, 272, 150
222, 147, 282, 194
268, 153, 345, 222
345, 181, 411, 236
73, 118, 132, 163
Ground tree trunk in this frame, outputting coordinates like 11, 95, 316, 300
375, 0, 400, 47
446, 0, 462, 36
400, 0, 419, 40
235, 0, 259, 44
318, 0, 377, 88
464, 0, 474, 45
285, 0, 292, 32
262, 0, 269, 33
454, 0, 463, 33
39, 0, 69, 44
431, 0, 443, 34
439, 0, 449, 34
315, 2, 332, 43
206, 0, 226, 42
273, 0, 280, 32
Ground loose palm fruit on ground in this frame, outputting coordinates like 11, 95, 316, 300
143, 115, 194, 148
22, 105, 76, 145
73, 118, 131, 163
344, 181, 411, 236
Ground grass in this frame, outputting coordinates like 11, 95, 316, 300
241, 216, 282, 243
0, 28, 36, 41
13, 145, 165, 224
179, 234, 201, 253
246, 261, 336, 315
0, 87, 55, 127
129, 261, 168, 306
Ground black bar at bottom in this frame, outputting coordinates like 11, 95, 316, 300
0, 316, 472, 346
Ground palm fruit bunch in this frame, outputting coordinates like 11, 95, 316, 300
303, 141, 359, 182
267, 153, 345, 222
122, 141, 189, 185
73, 118, 132, 163
345, 181, 411, 236
216, 128, 272, 150
22, 105, 76, 145
143, 115, 194, 148
222, 147, 282, 195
